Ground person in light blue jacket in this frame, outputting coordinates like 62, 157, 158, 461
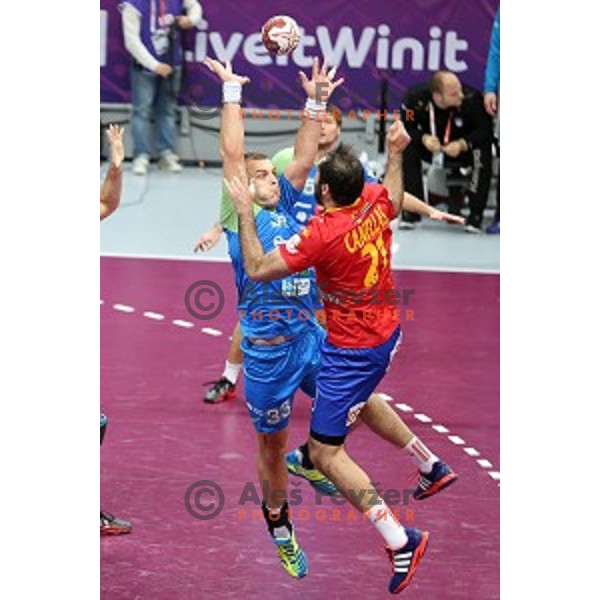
484, 8, 500, 234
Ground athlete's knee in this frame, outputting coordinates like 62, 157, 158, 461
259, 432, 287, 466
308, 437, 339, 472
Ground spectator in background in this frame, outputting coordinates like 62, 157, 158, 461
120, 0, 202, 175
400, 71, 493, 233
483, 8, 500, 234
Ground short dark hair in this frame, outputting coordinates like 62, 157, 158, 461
244, 152, 270, 162
318, 144, 364, 207
327, 104, 343, 128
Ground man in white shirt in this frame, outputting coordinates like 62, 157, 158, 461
120, 0, 202, 174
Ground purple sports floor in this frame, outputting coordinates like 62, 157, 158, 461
101, 256, 499, 599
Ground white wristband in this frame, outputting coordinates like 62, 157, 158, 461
304, 97, 326, 121
223, 81, 242, 104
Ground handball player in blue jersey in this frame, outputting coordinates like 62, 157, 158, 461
203, 56, 343, 579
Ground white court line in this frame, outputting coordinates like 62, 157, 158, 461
380, 389, 498, 486
143, 311, 165, 321
101, 252, 231, 264
100, 253, 499, 275
432, 424, 450, 433
464, 448, 481, 457
172, 319, 194, 328
376, 393, 393, 402
398, 265, 500, 275
113, 303, 135, 313
201, 327, 222, 336
100, 299, 104, 305
414, 413, 432, 423
448, 435, 465, 445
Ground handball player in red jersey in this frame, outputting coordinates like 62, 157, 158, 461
226, 121, 457, 595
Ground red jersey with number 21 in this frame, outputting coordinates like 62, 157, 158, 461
279, 183, 400, 348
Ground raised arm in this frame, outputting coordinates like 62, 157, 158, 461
284, 58, 344, 190
204, 59, 250, 183
382, 121, 412, 218
100, 125, 124, 221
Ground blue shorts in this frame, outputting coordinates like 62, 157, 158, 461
242, 324, 325, 433
310, 326, 402, 445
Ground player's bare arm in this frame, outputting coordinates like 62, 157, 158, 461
284, 57, 344, 190
204, 58, 250, 183
225, 176, 292, 281
403, 193, 466, 225
382, 121, 412, 217
100, 125, 124, 221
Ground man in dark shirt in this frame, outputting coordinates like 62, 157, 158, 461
400, 70, 493, 232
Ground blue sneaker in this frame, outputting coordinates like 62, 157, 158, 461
413, 460, 458, 501
486, 221, 500, 234
386, 528, 429, 594
271, 526, 308, 579
285, 448, 337, 495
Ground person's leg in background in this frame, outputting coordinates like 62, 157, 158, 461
400, 142, 431, 228
486, 131, 500, 234
204, 321, 243, 404
155, 70, 182, 172
131, 65, 156, 175
464, 141, 493, 233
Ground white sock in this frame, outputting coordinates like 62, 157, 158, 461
404, 436, 438, 474
222, 361, 242, 385
364, 500, 408, 549
267, 505, 291, 540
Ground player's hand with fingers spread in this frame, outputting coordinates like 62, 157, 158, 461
428, 208, 465, 225
387, 120, 412, 156
225, 176, 254, 215
299, 56, 344, 104
203, 58, 250, 85
106, 124, 125, 169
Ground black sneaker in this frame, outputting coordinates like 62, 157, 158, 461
100, 511, 132, 536
203, 377, 236, 404
386, 528, 429, 594
413, 460, 458, 500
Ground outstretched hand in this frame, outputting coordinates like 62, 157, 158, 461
299, 56, 344, 104
106, 124, 124, 169
203, 58, 250, 85
429, 208, 465, 225
193, 226, 222, 253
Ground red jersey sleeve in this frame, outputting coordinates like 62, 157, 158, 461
363, 183, 396, 220
279, 219, 325, 273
